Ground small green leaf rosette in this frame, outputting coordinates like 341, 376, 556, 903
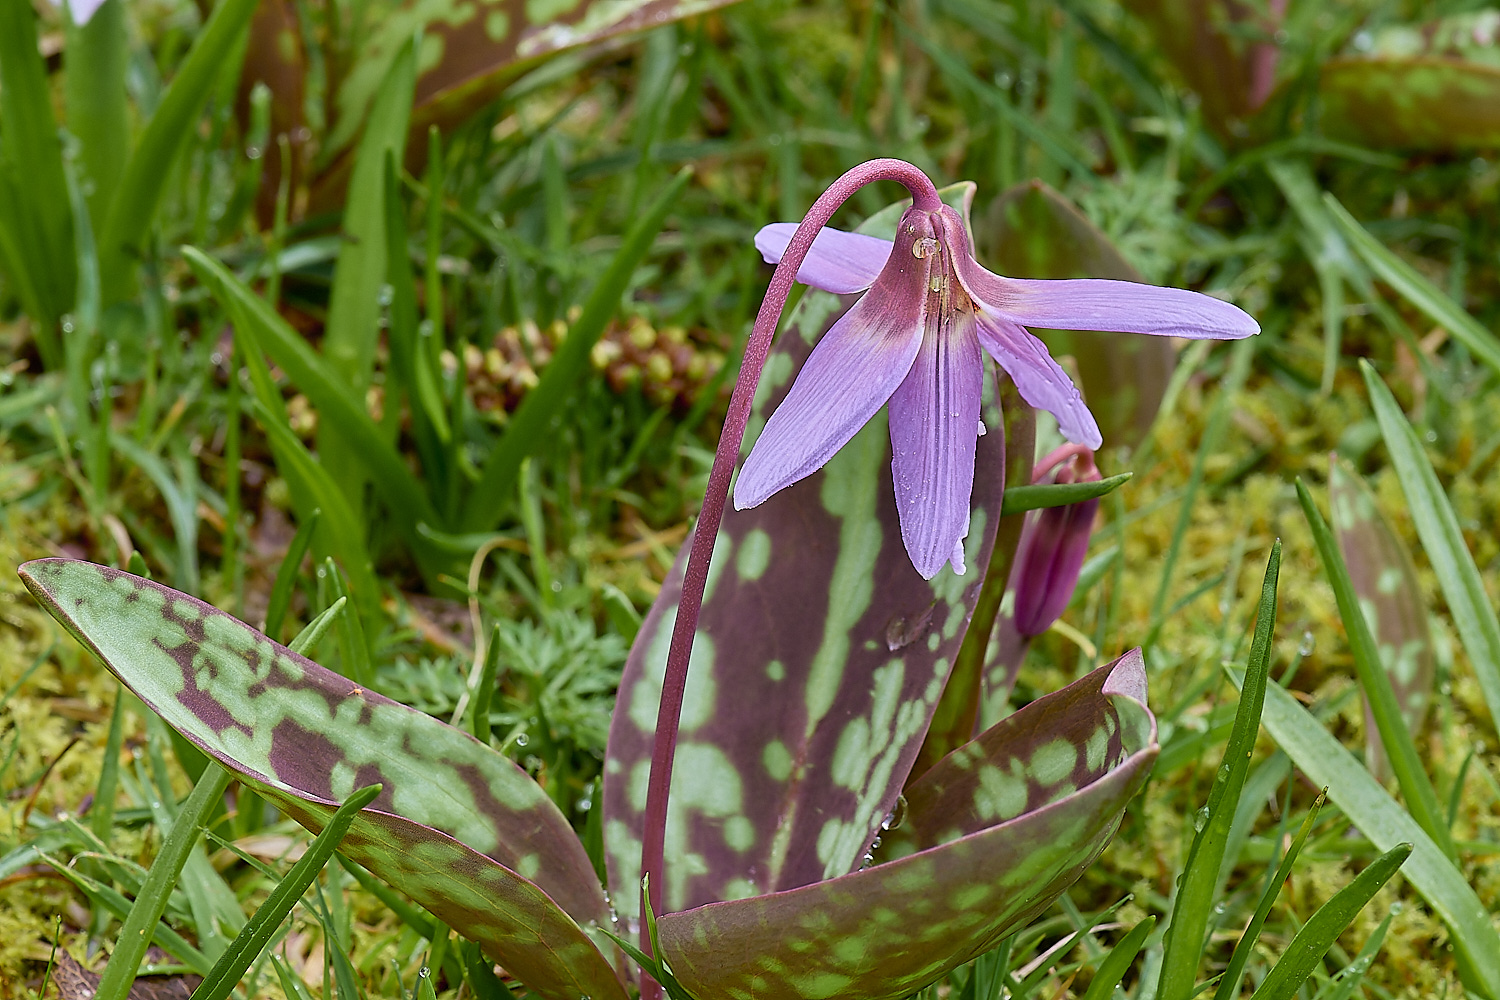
656, 651, 1157, 1000
19, 558, 629, 1000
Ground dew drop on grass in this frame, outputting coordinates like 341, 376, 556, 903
1193, 806, 1210, 832
516, 733, 529, 747
1298, 630, 1315, 657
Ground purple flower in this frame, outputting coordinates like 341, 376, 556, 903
734, 203, 1258, 579
1013, 445, 1101, 638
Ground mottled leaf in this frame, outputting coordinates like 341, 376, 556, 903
1320, 11, 1500, 150
603, 183, 1005, 925
981, 180, 1173, 448
19, 559, 627, 1000
1320, 57, 1500, 150
657, 651, 1158, 1000
311, 0, 740, 209
1115, 0, 1282, 134
1328, 455, 1434, 783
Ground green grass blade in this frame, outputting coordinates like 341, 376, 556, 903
1321, 908, 1394, 1000
98, 0, 258, 301
1247, 842, 1410, 1000
40, 854, 213, 975
90, 689, 127, 843
248, 397, 380, 620
382, 152, 450, 486
289, 596, 347, 655
183, 246, 440, 560
1000, 472, 1131, 516
111, 433, 199, 594
518, 457, 553, 606
271, 954, 317, 1000
0, 175, 53, 361
1361, 360, 1500, 733
1236, 671, 1500, 995
264, 508, 320, 641
1157, 540, 1281, 1000
64, 0, 131, 226
1296, 478, 1456, 859
319, 37, 417, 501
1213, 790, 1325, 1000
322, 560, 373, 684
469, 622, 502, 743
1079, 916, 1155, 1000
461, 167, 693, 531
0, 0, 75, 336
189, 785, 380, 1000
94, 763, 233, 1000
1327, 196, 1500, 378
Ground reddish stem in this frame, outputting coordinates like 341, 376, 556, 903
637, 159, 940, 993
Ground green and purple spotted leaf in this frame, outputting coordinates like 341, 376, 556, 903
1115, 0, 1282, 136
655, 652, 1158, 1000
310, 0, 740, 208
1320, 12, 1500, 150
1329, 455, 1434, 783
18, 559, 628, 1000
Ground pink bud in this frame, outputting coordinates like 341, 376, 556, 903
1012, 446, 1100, 638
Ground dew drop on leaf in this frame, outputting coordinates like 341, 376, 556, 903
1193, 805, 1210, 832
882, 794, 908, 831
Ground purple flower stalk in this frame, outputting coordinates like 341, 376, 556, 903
1014, 444, 1101, 638
738, 197, 1259, 579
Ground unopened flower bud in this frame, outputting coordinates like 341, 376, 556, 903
1012, 446, 1100, 638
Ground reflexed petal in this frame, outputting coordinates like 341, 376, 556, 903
735, 284, 927, 509
977, 314, 1103, 449
936, 206, 1258, 339
887, 315, 985, 579
755, 223, 894, 294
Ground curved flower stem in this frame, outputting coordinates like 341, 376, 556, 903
637, 158, 940, 989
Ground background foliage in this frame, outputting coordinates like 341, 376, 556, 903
1, 0, 1499, 997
